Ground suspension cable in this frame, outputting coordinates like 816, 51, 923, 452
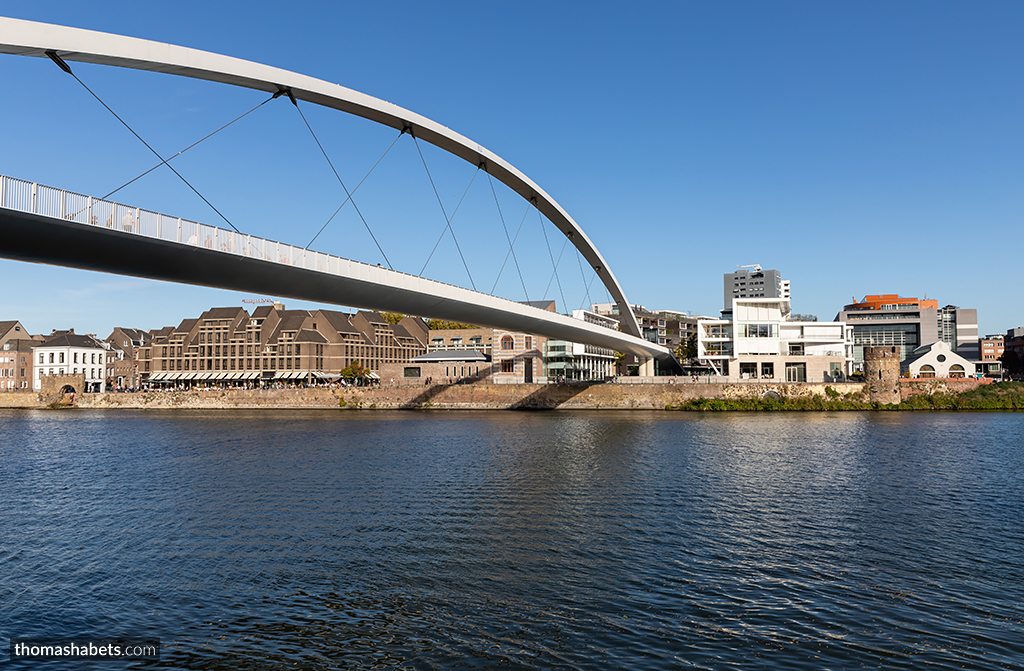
47, 51, 244, 234
537, 209, 568, 311
98, 95, 275, 205
420, 164, 479, 278
575, 248, 594, 310
580, 263, 599, 311
290, 95, 392, 269
543, 236, 569, 310
488, 175, 529, 300
412, 133, 475, 290
305, 129, 402, 249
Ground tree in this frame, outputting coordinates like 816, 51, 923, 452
425, 319, 479, 330
380, 312, 407, 325
674, 333, 698, 362
340, 360, 367, 381
1000, 350, 1022, 375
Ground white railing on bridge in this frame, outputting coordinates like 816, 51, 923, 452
0, 174, 463, 290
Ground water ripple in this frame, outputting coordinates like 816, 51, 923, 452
1, 409, 1022, 669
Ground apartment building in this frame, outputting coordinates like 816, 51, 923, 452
33, 330, 107, 392
699, 297, 853, 382
1, 338, 36, 390
544, 309, 619, 381
105, 327, 152, 390
142, 303, 428, 386
978, 335, 1004, 376
724, 266, 790, 309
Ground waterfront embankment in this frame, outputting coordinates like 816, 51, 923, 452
3, 377, 1019, 410
1, 381, 865, 410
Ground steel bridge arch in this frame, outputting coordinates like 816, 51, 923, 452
0, 16, 644, 339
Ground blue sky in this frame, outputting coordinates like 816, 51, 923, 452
1, 1, 1021, 338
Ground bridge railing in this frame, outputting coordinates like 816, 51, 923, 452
0, 173, 403, 283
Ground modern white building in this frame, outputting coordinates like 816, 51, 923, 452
544, 310, 619, 381
33, 331, 107, 392
698, 297, 853, 382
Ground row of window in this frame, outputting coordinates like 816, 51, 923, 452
500, 335, 533, 350
35, 367, 101, 378
37, 351, 102, 365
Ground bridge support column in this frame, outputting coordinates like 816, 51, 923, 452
639, 357, 655, 377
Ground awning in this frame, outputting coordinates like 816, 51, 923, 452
150, 372, 166, 380
314, 372, 340, 379
367, 371, 380, 380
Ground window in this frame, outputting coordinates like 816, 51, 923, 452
59, 353, 65, 363
501, 336, 514, 350
785, 362, 806, 382
742, 323, 776, 338
525, 336, 532, 349
39, 353, 44, 364
452, 337, 463, 345
501, 359, 515, 373
740, 362, 758, 378
470, 336, 482, 345
761, 362, 774, 378
404, 367, 421, 378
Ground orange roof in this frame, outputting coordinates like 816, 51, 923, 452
844, 294, 938, 311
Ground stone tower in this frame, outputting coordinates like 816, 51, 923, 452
863, 345, 901, 404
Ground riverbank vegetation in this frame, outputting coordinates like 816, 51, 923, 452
669, 382, 1024, 412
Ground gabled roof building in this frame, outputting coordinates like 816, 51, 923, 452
142, 303, 428, 386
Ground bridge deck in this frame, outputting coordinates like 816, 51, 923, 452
0, 175, 674, 363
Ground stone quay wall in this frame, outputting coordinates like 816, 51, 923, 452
0, 381, 866, 411
900, 377, 986, 400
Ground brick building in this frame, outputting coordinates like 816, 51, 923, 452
105, 327, 152, 390
142, 303, 428, 386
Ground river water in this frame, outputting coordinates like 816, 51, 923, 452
1, 409, 1022, 670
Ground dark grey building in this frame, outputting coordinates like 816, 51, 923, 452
834, 302, 979, 370
724, 266, 789, 309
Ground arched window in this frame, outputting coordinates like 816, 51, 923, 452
501, 336, 514, 350
919, 364, 935, 379
948, 364, 965, 378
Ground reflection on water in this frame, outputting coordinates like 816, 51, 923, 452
1, 410, 1022, 669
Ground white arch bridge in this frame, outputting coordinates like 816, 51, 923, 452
0, 17, 676, 372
